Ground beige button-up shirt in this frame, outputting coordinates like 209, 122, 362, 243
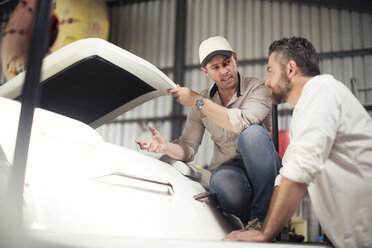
173, 74, 272, 170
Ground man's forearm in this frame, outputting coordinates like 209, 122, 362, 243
201, 99, 234, 132
168, 86, 235, 132
165, 142, 186, 161
261, 177, 307, 241
261, 185, 279, 231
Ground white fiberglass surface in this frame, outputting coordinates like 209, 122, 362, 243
0, 97, 230, 240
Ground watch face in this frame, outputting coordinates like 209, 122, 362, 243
196, 97, 205, 109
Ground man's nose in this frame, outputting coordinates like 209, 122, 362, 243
265, 77, 271, 86
221, 66, 229, 74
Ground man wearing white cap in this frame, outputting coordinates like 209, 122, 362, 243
136, 36, 281, 228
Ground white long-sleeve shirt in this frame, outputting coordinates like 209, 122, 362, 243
276, 74, 372, 248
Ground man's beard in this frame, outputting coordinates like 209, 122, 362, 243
270, 72, 292, 104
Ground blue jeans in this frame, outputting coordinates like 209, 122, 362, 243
209, 125, 281, 222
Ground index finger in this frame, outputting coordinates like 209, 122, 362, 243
167, 87, 179, 94
148, 125, 158, 136
221, 230, 241, 241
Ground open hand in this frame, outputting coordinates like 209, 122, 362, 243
222, 229, 266, 242
135, 125, 169, 154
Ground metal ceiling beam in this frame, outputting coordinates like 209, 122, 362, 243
279, 0, 372, 13
104, 0, 372, 12
105, 0, 155, 7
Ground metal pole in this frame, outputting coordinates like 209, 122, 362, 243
7, 0, 52, 232
171, 0, 187, 140
272, 105, 279, 152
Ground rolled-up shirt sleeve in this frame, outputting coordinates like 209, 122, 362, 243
274, 169, 283, 186
279, 78, 340, 185
227, 82, 271, 134
173, 106, 205, 162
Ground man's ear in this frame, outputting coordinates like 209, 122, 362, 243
233, 52, 237, 64
201, 66, 208, 75
287, 60, 298, 78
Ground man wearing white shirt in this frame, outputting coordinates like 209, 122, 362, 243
223, 37, 372, 248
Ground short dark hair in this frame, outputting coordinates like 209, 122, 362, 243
269, 37, 320, 76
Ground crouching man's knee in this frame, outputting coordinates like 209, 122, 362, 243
238, 125, 268, 149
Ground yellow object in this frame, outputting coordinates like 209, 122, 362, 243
1, 0, 110, 81
50, 0, 110, 53
289, 216, 308, 241
194, 163, 203, 169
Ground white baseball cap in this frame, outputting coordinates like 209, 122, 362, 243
199, 36, 234, 66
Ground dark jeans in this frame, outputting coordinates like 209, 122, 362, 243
209, 125, 281, 222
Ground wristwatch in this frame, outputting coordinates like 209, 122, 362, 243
196, 97, 205, 110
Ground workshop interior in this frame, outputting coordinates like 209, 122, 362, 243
0, 0, 371, 247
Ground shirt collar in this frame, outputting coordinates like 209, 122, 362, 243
209, 72, 242, 98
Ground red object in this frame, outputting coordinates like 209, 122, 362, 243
271, 129, 290, 158
278, 129, 290, 158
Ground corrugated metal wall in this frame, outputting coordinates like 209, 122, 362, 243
101, 0, 372, 168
